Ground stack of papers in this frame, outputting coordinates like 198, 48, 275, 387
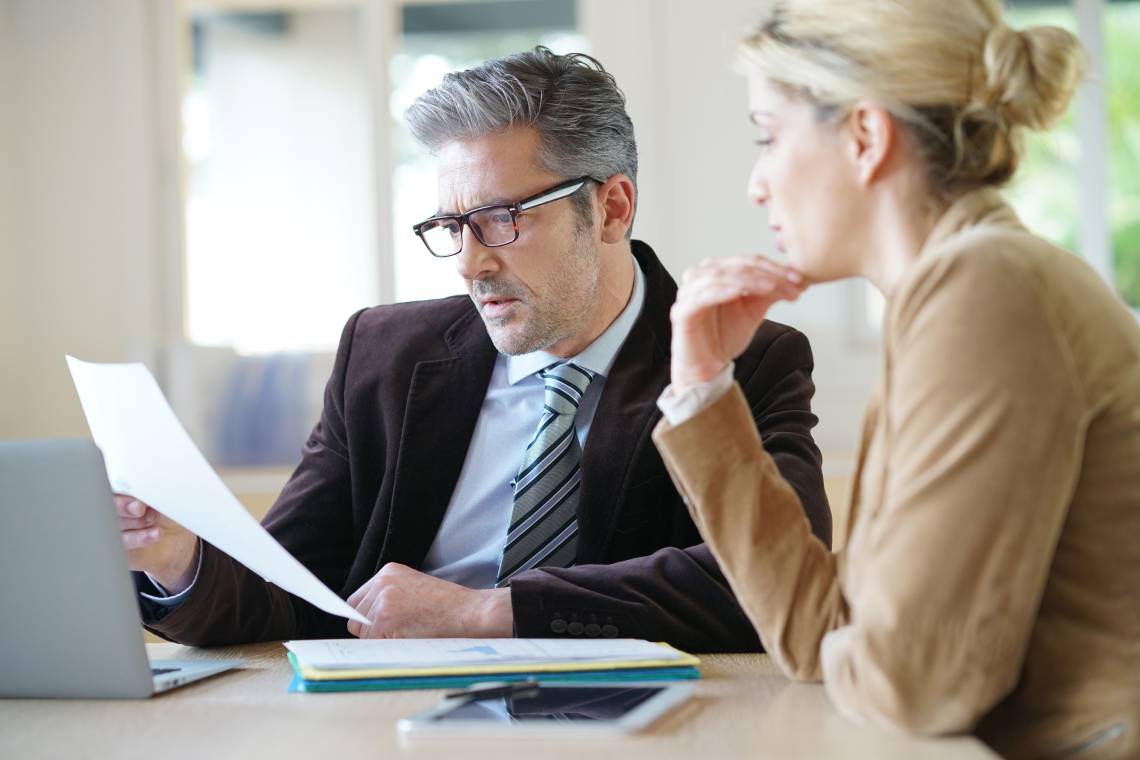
284, 638, 701, 692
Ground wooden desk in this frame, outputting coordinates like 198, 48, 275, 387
0, 642, 997, 759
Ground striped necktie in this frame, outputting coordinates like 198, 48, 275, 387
496, 361, 597, 586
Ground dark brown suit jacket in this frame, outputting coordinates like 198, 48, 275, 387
139, 241, 830, 652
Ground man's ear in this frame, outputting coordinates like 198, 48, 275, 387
845, 102, 896, 187
596, 174, 636, 243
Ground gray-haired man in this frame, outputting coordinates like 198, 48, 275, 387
119, 47, 831, 650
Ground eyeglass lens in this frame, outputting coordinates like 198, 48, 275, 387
420, 207, 517, 256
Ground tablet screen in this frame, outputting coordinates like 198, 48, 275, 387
432, 685, 665, 723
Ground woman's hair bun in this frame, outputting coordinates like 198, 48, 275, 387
978, 23, 1085, 131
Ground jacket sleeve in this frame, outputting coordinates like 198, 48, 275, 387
510, 329, 830, 653
141, 310, 366, 646
652, 252, 1085, 734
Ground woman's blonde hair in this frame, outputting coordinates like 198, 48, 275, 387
739, 0, 1086, 199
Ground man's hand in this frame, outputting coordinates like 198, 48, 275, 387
346, 563, 512, 639
113, 494, 200, 595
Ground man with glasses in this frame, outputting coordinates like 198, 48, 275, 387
120, 47, 831, 652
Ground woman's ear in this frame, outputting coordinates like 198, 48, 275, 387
844, 102, 896, 186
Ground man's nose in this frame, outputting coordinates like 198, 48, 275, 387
453, 225, 499, 281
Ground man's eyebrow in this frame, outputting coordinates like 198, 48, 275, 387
434, 196, 514, 217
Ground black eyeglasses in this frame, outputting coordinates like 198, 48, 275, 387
412, 176, 601, 258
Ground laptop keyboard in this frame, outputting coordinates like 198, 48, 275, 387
151, 667, 182, 676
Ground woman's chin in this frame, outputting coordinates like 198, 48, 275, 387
785, 248, 815, 277
786, 251, 834, 287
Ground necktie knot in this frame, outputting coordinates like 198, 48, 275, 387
539, 361, 596, 415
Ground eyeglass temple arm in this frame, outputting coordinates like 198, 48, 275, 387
518, 176, 600, 211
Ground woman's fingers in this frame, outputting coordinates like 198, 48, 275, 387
688, 254, 803, 282
669, 255, 809, 394
676, 283, 759, 316
676, 269, 802, 316
681, 258, 804, 295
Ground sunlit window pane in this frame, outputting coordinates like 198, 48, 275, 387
183, 9, 379, 354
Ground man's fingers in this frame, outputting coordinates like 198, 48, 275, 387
113, 495, 149, 519
347, 580, 373, 608
121, 527, 162, 551
349, 595, 380, 639
362, 595, 382, 638
118, 514, 156, 531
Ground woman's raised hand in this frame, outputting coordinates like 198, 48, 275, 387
669, 255, 805, 393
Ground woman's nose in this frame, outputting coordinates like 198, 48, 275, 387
747, 163, 769, 206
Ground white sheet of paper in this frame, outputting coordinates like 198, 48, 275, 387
284, 638, 681, 670
66, 356, 369, 625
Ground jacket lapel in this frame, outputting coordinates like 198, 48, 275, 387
575, 241, 674, 563
377, 307, 498, 570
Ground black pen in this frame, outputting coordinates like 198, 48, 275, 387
445, 680, 542, 703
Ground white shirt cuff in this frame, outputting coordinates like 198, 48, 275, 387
656, 362, 735, 426
140, 540, 203, 607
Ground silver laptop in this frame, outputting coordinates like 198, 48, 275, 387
0, 438, 242, 698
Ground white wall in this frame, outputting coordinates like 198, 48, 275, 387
0, 0, 162, 439
0, 3, 20, 437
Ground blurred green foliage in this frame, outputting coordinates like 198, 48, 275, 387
1106, 2, 1140, 307
1005, 1, 1140, 309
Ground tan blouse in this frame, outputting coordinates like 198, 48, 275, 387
653, 188, 1140, 759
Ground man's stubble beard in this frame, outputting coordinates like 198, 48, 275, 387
483, 226, 601, 356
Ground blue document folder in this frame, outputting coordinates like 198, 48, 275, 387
286, 652, 700, 693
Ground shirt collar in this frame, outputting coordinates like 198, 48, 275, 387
507, 254, 646, 385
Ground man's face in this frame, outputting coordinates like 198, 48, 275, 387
435, 127, 602, 356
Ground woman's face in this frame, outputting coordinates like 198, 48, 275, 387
746, 75, 864, 283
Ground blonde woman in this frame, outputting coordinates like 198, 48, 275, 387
652, 1, 1140, 757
